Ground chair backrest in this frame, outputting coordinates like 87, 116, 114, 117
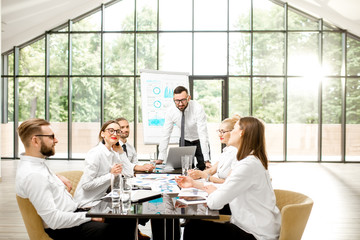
16, 195, 53, 240
274, 189, 314, 240
16, 171, 84, 240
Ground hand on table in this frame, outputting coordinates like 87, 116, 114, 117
155, 160, 164, 165
142, 163, 155, 173
175, 176, 195, 188
188, 169, 206, 180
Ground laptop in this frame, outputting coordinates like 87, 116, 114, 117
163, 146, 196, 170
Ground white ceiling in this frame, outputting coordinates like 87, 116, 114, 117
2, 0, 360, 53
1, 0, 113, 53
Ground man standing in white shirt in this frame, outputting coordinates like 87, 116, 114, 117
158, 86, 211, 170
116, 117, 154, 173
15, 118, 135, 239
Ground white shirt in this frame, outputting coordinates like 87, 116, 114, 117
120, 141, 138, 166
74, 142, 134, 208
158, 100, 210, 161
207, 155, 281, 240
215, 146, 238, 179
15, 154, 90, 229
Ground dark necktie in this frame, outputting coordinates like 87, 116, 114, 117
122, 144, 128, 156
180, 111, 185, 146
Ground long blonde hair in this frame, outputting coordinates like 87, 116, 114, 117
221, 114, 241, 130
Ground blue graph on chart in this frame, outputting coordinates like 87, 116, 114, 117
164, 87, 173, 98
148, 118, 165, 126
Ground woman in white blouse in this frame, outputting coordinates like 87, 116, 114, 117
74, 120, 134, 208
188, 114, 240, 184
176, 117, 281, 240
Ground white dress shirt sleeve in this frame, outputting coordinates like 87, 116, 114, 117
207, 161, 252, 210
158, 110, 175, 160
81, 153, 112, 191
23, 173, 89, 229
195, 104, 210, 161
127, 143, 139, 165
117, 152, 134, 177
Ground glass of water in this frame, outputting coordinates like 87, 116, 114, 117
149, 152, 157, 172
121, 176, 132, 214
181, 155, 190, 176
111, 174, 121, 208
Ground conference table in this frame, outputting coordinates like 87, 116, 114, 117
86, 170, 219, 240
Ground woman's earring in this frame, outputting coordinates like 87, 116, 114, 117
102, 139, 105, 144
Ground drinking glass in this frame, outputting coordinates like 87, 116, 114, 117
121, 177, 132, 214
186, 155, 194, 169
181, 155, 190, 176
111, 174, 121, 208
149, 152, 157, 172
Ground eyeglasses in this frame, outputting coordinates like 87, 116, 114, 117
105, 128, 122, 135
174, 97, 189, 105
35, 134, 55, 140
216, 129, 232, 135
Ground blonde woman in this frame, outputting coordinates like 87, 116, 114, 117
188, 114, 240, 184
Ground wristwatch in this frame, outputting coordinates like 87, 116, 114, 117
206, 173, 211, 182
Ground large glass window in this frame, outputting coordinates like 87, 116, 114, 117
229, 33, 251, 75
19, 39, 45, 75
193, 79, 223, 160
229, 77, 250, 117
194, 33, 227, 75
49, 77, 69, 158
194, 0, 227, 31
159, 0, 192, 31
253, 77, 284, 161
322, 78, 342, 161
346, 78, 360, 162
104, 77, 134, 121
104, 33, 134, 75
159, 33, 192, 73
136, 33, 157, 75
253, 33, 285, 75
104, 0, 135, 31
72, 34, 101, 75
287, 77, 319, 161
49, 34, 68, 75
1, 77, 14, 158
2, 0, 360, 163
71, 77, 100, 158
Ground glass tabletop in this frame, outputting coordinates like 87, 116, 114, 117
86, 193, 219, 220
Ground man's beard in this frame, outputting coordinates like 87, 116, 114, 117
40, 142, 55, 157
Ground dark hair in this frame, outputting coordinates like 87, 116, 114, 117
98, 120, 120, 142
236, 117, 268, 170
17, 118, 50, 147
115, 117, 128, 122
173, 86, 188, 95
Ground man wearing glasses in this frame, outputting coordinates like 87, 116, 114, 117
158, 86, 211, 170
15, 118, 123, 239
